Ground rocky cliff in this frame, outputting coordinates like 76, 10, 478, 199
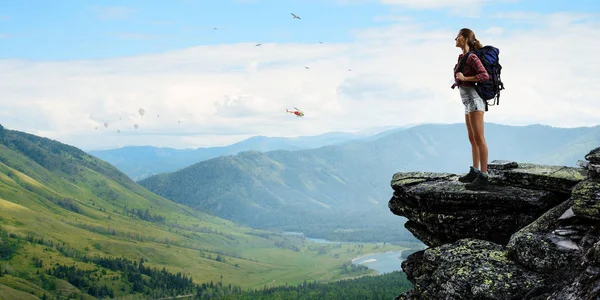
388, 147, 600, 300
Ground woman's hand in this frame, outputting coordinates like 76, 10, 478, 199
456, 72, 466, 81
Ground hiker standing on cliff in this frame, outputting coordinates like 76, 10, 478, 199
452, 28, 490, 190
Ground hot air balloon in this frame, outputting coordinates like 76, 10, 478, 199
134, 124, 139, 129
104, 122, 108, 128
139, 108, 145, 117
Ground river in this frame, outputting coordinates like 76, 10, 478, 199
350, 251, 404, 275
285, 233, 405, 274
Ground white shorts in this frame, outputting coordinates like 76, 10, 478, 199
459, 86, 486, 114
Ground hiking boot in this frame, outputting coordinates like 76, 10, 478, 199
465, 172, 489, 190
458, 166, 479, 183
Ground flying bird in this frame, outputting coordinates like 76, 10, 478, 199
291, 13, 301, 20
305, 66, 310, 69
255, 43, 262, 46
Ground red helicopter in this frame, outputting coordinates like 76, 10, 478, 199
286, 107, 304, 117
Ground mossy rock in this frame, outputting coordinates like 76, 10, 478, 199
488, 160, 519, 170
584, 147, 600, 164
390, 171, 454, 193
393, 201, 551, 247
389, 171, 569, 248
506, 199, 584, 273
397, 239, 544, 300
571, 180, 600, 220
490, 163, 586, 194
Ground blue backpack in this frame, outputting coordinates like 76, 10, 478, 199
457, 45, 505, 111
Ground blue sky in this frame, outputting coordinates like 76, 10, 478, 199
2, 0, 598, 60
1, 0, 600, 150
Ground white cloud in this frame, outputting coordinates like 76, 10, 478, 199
491, 11, 541, 20
110, 32, 167, 40
1, 11, 599, 150
372, 15, 414, 22
379, 0, 521, 17
89, 6, 135, 20
484, 26, 504, 35
380, 0, 483, 8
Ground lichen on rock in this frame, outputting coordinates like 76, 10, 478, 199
488, 162, 586, 194
389, 171, 569, 247
572, 179, 600, 220
397, 239, 545, 300
389, 147, 600, 300
585, 147, 600, 164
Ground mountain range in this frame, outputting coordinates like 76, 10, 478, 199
87, 126, 403, 181
3, 121, 597, 298
135, 123, 600, 242
0, 124, 405, 299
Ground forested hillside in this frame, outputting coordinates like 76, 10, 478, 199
0, 124, 409, 299
88, 130, 381, 181
139, 123, 600, 242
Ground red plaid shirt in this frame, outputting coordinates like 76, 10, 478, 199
452, 53, 489, 88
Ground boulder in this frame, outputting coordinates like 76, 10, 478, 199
585, 147, 600, 164
388, 147, 600, 299
572, 180, 600, 221
396, 239, 545, 300
389, 172, 569, 247
488, 162, 586, 194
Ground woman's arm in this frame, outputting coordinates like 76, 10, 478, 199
456, 54, 490, 82
467, 54, 490, 82
460, 75, 480, 82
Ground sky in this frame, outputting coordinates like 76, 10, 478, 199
1, 0, 599, 150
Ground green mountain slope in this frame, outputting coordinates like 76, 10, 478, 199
138, 123, 600, 241
0, 124, 408, 299
87, 130, 392, 181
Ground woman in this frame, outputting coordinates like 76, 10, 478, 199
452, 28, 490, 190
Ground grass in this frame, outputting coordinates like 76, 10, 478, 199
0, 139, 409, 298
0, 282, 42, 300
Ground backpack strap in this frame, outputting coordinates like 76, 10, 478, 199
456, 52, 473, 73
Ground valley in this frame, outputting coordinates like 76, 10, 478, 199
0, 125, 410, 299
136, 123, 600, 242
2, 122, 598, 299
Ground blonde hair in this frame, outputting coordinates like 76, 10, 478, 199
459, 28, 483, 50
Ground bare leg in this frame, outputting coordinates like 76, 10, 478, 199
468, 111, 488, 173
465, 114, 479, 169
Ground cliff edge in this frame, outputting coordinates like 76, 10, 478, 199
388, 147, 600, 299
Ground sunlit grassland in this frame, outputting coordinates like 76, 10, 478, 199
0, 143, 408, 295
0, 280, 47, 300
1, 243, 101, 300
